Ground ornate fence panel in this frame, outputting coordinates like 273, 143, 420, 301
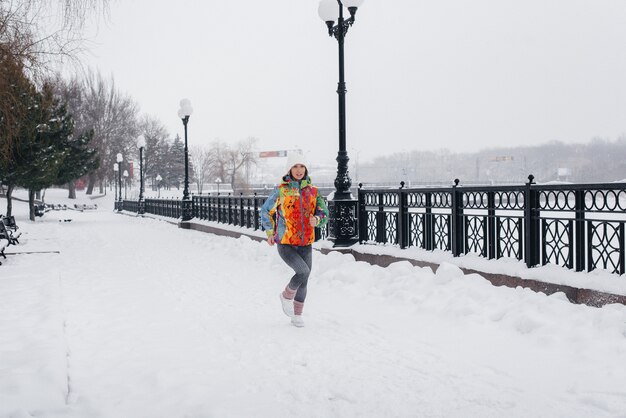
534, 184, 626, 275
143, 198, 181, 218
358, 179, 626, 275
359, 184, 453, 252
189, 194, 267, 232
121, 200, 138, 213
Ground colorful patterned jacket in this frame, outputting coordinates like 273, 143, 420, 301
260, 175, 329, 246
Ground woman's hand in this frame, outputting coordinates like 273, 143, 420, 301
309, 215, 318, 227
267, 235, 275, 246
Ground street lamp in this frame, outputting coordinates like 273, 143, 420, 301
116, 153, 123, 211
216, 177, 222, 195
123, 170, 129, 200
177, 98, 193, 221
113, 163, 119, 211
318, 0, 364, 246
137, 134, 146, 215
156, 174, 162, 198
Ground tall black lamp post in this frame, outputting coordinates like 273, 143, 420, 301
177, 99, 194, 222
318, 0, 364, 247
137, 134, 146, 215
113, 163, 119, 211
116, 153, 123, 211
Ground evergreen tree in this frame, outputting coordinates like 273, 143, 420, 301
165, 134, 185, 190
0, 70, 40, 216
3, 83, 99, 219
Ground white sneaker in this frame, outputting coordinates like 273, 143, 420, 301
279, 292, 294, 317
291, 315, 304, 327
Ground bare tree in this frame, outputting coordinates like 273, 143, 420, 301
1, 0, 109, 164
190, 145, 212, 194
77, 70, 139, 194
207, 137, 258, 192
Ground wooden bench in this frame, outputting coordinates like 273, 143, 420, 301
0, 215, 21, 245
74, 203, 97, 211
0, 215, 20, 265
0, 236, 7, 264
34, 203, 51, 217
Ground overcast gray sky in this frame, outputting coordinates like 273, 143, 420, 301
77, 0, 626, 163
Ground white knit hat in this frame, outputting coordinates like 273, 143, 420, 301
285, 150, 308, 172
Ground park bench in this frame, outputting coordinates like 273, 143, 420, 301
0, 215, 21, 245
2, 215, 22, 243
0, 237, 7, 264
74, 203, 97, 211
0, 215, 20, 264
33, 203, 62, 216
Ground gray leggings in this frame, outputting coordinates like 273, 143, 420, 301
276, 244, 312, 303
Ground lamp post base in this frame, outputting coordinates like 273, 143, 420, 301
181, 198, 193, 222
138, 200, 145, 216
328, 198, 359, 247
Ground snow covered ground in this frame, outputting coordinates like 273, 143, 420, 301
2, 189, 626, 418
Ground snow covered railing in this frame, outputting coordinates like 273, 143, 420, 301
358, 176, 626, 276
192, 194, 265, 229
191, 194, 329, 240
120, 176, 626, 276
121, 194, 330, 240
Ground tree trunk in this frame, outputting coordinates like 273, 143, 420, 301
5, 184, 14, 217
29, 189, 36, 221
99, 179, 104, 194
68, 182, 76, 199
86, 171, 96, 195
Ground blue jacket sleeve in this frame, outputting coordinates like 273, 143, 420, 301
260, 187, 280, 237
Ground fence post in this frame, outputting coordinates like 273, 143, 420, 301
425, 192, 433, 250
450, 179, 463, 257
524, 175, 540, 268
574, 189, 586, 272
376, 191, 385, 244
218, 195, 222, 223
240, 193, 245, 227
487, 190, 496, 259
254, 193, 260, 230
209, 196, 213, 221
397, 182, 409, 249
357, 184, 367, 243
227, 195, 232, 225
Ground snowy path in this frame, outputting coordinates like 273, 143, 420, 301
2, 208, 626, 418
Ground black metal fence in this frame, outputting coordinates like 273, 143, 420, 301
120, 177, 626, 275
121, 195, 330, 240
359, 177, 626, 275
